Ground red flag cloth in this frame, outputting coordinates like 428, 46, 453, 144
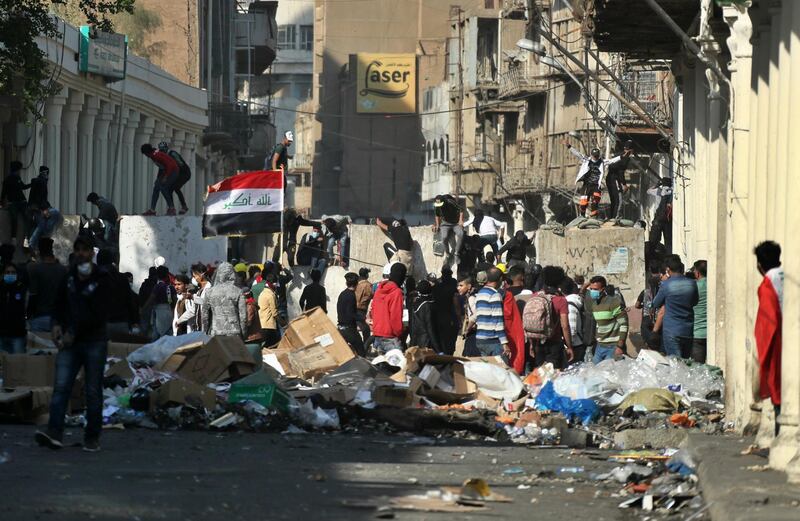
754, 268, 784, 405
502, 289, 526, 375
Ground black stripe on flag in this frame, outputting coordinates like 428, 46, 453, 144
203, 211, 282, 237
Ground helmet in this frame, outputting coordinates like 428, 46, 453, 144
157, 141, 169, 152
590, 147, 601, 157
88, 218, 104, 233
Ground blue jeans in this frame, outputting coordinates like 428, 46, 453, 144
662, 334, 693, 358
29, 315, 52, 332
479, 234, 499, 257
476, 338, 503, 356
373, 336, 403, 354
48, 340, 108, 440
592, 343, 617, 364
326, 232, 349, 265
150, 175, 176, 210
29, 209, 61, 250
0, 336, 26, 354
310, 256, 327, 272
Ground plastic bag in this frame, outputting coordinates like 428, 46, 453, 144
462, 361, 524, 400
291, 400, 340, 430
127, 332, 210, 366
535, 381, 600, 425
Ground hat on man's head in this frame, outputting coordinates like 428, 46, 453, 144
476, 271, 488, 285
382, 262, 395, 277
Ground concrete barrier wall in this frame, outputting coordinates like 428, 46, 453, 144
535, 227, 646, 306
119, 216, 228, 286
1, 209, 79, 264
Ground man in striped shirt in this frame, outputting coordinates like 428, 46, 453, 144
585, 275, 628, 363
474, 268, 510, 357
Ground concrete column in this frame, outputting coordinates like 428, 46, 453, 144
783, 0, 800, 485
722, 3, 755, 435
59, 90, 84, 214
121, 110, 140, 215
77, 96, 99, 215
108, 106, 129, 210
42, 89, 67, 209
770, 0, 799, 473
133, 116, 155, 214
93, 102, 114, 203
184, 133, 201, 212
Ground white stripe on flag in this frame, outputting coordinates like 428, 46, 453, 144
205, 188, 283, 215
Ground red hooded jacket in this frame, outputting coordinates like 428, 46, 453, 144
148, 150, 179, 179
372, 280, 404, 338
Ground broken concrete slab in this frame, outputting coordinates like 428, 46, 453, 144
613, 428, 689, 450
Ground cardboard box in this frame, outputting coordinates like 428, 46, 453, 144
287, 343, 339, 379
418, 365, 441, 388
107, 342, 145, 359
159, 337, 257, 385
0, 387, 52, 423
105, 360, 135, 381
262, 347, 294, 376
2, 353, 56, 388
373, 385, 418, 408
227, 370, 291, 412
278, 308, 355, 366
289, 385, 356, 406
151, 379, 216, 411
27, 331, 56, 351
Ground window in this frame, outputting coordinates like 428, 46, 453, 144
278, 25, 296, 50
300, 25, 313, 51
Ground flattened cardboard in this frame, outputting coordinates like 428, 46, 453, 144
278, 307, 355, 365
262, 348, 294, 376
26, 331, 56, 351
287, 343, 339, 379
105, 360, 135, 381
151, 379, 216, 411
2, 353, 56, 388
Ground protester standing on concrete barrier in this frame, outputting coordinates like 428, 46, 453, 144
474, 267, 509, 357
299, 268, 328, 313
1, 161, 30, 242
140, 143, 179, 216
37, 236, 110, 452
433, 194, 464, 267
355, 267, 373, 342
753, 240, 783, 433
376, 216, 414, 272
371, 262, 407, 353
28, 204, 61, 252
27, 166, 50, 243
0, 263, 27, 354
337, 272, 365, 356
651, 255, 697, 358
585, 275, 628, 364
158, 141, 191, 215
26, 238, 67, 333
691, 260, 708, 363
648, 178, 673, 252
606, 140, 633, 220
563, 140, 626, 218
200, 262, 247, 338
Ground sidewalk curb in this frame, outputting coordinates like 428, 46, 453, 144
684, 433, 800, 521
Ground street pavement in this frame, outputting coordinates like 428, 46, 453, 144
0, 424, 653, 521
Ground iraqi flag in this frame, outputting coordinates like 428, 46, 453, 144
202, 170, 284, 237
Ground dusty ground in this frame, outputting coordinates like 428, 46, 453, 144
0, 424, 657, 521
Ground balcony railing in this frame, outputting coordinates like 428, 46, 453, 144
617, 73, 672, 127
498, 63, 548, 99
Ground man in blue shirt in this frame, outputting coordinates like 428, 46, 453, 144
652, 255, 698, 358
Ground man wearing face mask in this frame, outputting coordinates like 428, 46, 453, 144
36, 236, 111, 452
585, 275, 629, 363
563, 140, 628, 218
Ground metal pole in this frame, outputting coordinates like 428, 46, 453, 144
207, 0, 213, 102
642, 0, 727, 84
538, 28, 676, 147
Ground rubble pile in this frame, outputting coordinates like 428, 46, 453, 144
0, 308, 726, 445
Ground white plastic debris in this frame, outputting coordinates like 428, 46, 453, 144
462, 361, 524, 400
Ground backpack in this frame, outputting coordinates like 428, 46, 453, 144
522, 291, 557, 341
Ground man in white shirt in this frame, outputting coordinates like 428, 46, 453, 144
563, 140, 629, 218
464, 209, 506, 259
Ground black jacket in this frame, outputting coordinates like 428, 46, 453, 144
27, 176, 49, 209
0, 281, 27, 337
1, 173, 29, 204
410, 295, 439, 351
103, 267, 140, 325
53, 265, 111, 342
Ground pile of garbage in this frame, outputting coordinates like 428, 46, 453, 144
0, 308, 726, 444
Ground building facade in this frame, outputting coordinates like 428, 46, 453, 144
591, 0, 800, 481
0, 18, 208, 219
